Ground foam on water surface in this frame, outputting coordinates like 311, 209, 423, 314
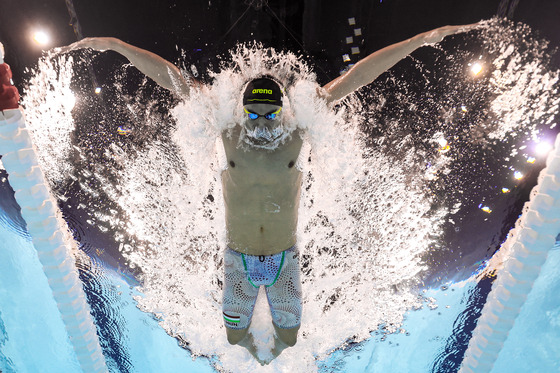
101, 46, 440, 372
16, 19, 560, 372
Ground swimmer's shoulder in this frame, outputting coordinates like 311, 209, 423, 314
222, 126, 242, 142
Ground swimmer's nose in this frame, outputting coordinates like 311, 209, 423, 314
255, 118, 268, 129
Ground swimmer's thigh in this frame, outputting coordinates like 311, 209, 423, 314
222, 248, 259, 333
265, 248, 302, 330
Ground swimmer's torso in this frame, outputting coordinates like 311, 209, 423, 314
221, 126, 303, 255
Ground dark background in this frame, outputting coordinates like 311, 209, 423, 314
2, 0, 558, 86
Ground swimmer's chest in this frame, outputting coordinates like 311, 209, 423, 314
221, 129, 303, 181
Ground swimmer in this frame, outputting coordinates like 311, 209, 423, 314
61, 22, 478, 364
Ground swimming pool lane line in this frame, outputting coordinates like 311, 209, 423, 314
459, 133, 560, 373
0, 108, 108, 372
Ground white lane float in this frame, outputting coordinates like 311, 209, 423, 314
460, 133, 560, 372
0, 42, 107, 373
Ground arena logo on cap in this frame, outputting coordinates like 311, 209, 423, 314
252, 88, 273, 95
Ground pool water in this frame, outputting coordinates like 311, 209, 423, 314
2, 167, 559, 372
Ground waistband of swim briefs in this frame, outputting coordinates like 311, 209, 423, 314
226, 245, 297, 258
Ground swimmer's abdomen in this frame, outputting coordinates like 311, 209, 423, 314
221, 132, 303, 255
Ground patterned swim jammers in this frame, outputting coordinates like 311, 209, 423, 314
222, 245, 302, 330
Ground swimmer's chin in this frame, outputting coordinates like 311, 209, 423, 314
243, 134, 285, 149
246, 137, 280, 146
248, 134, 282, 143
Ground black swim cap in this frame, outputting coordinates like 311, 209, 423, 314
242, 78, 283, 106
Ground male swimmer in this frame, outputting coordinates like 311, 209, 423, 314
62, 22, 477, 364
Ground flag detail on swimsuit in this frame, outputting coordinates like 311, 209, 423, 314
223, 312, 240, 324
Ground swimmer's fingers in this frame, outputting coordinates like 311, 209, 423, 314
456, 21, 487, 33
54, 37, 117, 55
51, 45, 73, 55
422, 22, 482, 44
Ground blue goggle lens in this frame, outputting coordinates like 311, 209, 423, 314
244, 108, 281, 120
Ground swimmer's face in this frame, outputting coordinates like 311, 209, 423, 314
242, 103, 284, 144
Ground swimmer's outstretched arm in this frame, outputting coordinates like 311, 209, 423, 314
322, 23, 480, 103
58, 37, 192, 98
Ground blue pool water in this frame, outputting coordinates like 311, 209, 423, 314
0, 169, 214, 372
1, 163, 559, 371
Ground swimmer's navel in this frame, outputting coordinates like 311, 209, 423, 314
288, 160, 295, 168
229, 160, 235, 168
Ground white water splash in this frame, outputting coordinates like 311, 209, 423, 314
98, 45, 444, 372
20, 19, 560, 372
21, 55, 76, 182
481, 21, 560, 142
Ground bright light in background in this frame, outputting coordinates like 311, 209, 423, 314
32, 30, 51, 46
535, 141, 553, 156
514, 171, 523, 180
95, 87, 102, 94
481, 206, 492, 213
437, 138, 450, 153
502, 187, 510, 193
470, 62, 483, 75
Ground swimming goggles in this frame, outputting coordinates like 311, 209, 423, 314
244, 107, 282, 120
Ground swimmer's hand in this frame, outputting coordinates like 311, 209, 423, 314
420, 22, 483, 45
53, 37, 121, 55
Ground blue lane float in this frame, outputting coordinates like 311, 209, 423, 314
460, 133, 560, 372
0, 107, 108, 373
